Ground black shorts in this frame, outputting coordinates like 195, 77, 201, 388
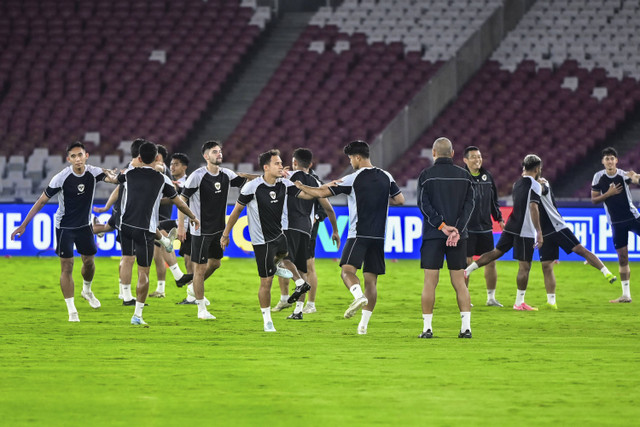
339, 237, 385, 275
611, 218, 640, 249
191, 233, 224, 264
179, 231, 192, 257
107, 215, 121, 243
420, 238, 468, 270
252, 234, 289, 278
539, 227, 581, 261
55, 226, 97, 258
158, 219, 177, 232
307, 220, 320, 258
120, 224, 155, 267
466, 231, 495, 257
284, 229, 310, 273
495, 232, 535, 262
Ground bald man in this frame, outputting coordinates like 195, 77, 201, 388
417, 137, 475, 339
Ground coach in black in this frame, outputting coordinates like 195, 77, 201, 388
118, 141, 199, 326
417, 137, 475, 339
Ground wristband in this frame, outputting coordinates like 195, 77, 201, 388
438, 222, 446, 230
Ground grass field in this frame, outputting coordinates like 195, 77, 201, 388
1, 256, 639, 426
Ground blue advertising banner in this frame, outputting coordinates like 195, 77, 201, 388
1, 203, 639, 260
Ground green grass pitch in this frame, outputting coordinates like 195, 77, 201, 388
1, 256, 639, 426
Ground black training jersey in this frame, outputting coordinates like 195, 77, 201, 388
45, 165, 106, 229
465, 166, 503, 233
283, 170, 320, 236
182, 167, 246, 236
118, 166, 178, 232
539, 180, 569, 236
237, 177, 298, 245
112, 162, 134, 230
329, 167, 401, 239
158, 164, 174, 221
503, 175, 541, 238
592, 169, 640, 224
418, 158, 475, 240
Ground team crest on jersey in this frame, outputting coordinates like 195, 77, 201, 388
214, 182, 221, 191
481, 174, 487, 181
269, 191, 276, 199
77, 184, 85, 194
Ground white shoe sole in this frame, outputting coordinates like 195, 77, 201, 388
344, 297, 368, 319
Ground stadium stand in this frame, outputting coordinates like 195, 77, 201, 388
224, 0, 504, 175
0, 0, 268, 199
389, 0, 640, 197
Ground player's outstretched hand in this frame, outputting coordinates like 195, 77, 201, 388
332, 231, 341, 248
93, 205, 110, 213
220, 234, 230, 251
11, 225, 26, 240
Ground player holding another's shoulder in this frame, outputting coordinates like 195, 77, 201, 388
11, 141, 118, 322
295, 140, 404, 335
591, 147, 638, 303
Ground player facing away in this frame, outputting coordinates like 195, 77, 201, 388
11, 142, 118, 321
117, 141, 199, 326
220, 149, 314, 332
294, 140, 404, 335
178, 140, 252, 320
417, 138, 475, 339
537, 177, 617, 309
462, 146, 505, 307
273, 148, 340, 319
591, 146, 640, 303
465, 154, 544, 311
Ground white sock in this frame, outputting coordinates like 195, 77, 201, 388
460, 311, 471, 332
515, 290, 526, 306
261, 307, 272, 324
294, 278, 305, 287
169, 263, 183, 280
196, 299, 207, 314
294, 301, 304, 314
465, 262, 479, 276
359, 309, 372, 328
64, 297, 77, 314
280, 294, 289, 302
134, 301, 145, 317
305, 301, 315, 308
622, 280, 631, 298
156, 281, 165, 293
422, 313, 433, 333
487, 289, 496, 300
547, 293, 556, 305
350, 284, 364, 299
82, 280, 92, 294
122, 284, 133, 301
600, 266, 612, 276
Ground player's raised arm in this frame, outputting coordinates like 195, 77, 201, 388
11, 192, 51, 240
172, 195, 199, 231
295, 180, 333, 199
94, 185, 120, 213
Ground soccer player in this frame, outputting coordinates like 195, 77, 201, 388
417, 137, 475, 338
177, 140, 253, 319
11, 142, 117, 322
591, 146, 639, 303
149, 149, 193, 298
272, 148, 340, 319
537, 177, 617, 308
220, 149, 314, 332
117, 141, 199, 326
465, 154, 544, 311
294, 140, 404, 335
462, 146, 505, 307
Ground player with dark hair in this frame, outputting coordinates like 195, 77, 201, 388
462, 146, 505, 307
465, 154, 544, 311
11, 141, 117, 321
177, 140, 256, 319
294, 140, 404, 335
591, 146, 639, 303
417, 137, 475, 339
220, 149, 313, 332
537, 176, 616, 308
272, 148, 340, 319
117, 142, 199, 325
